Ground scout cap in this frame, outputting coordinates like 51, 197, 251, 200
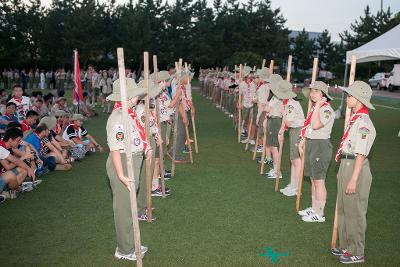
270, 80, 297, 99
242, 66, 252, 77
265, 74, 283, 84
255, 67, 270, 81
56, 97, 67, 103
137, 80, 163, 98
71, 113, 84, 121
107, 78, 146, 101
38, 116, 57, 130
150, 71, 170, 82
302, 81, 333, 100
340, 81, 375, 110
54, 110, 67, 117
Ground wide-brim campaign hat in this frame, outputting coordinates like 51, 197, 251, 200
71, 113, 84, 121
137, 80, 163, 98
265, 74, 283, 84
150, 71, 170, 82
242, 66, 252, 77
255, 67, 270, 81
56, 97, 67, 103
302, 81, 333, 100
270, 80, 297, 100
38, 116, 57, 130
107, 78, 146, 101
54, 110, 67, 117
340, 81, 375, 110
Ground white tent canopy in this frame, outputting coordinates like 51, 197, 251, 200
346, 24, 400, 64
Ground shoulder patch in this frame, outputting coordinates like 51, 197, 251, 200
287, 105, 294, 113
359, 126, 370, 139
323, 109, 332, 119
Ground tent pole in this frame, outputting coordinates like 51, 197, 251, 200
340, 63, 349, 118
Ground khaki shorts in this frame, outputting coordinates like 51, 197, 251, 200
304, 138, 332, 179
258, 112, 266, 138
242, 107, 251, 124
266, 117, 281, 147
289, 127, 302, 160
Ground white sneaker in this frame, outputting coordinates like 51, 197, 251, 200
249, 140, 255, 145
241, 138, 249, 144
283, 187, 298, 197
279, 184, 291, 193
266, 170, 282, 179
229, 114, 234, 118
302, 213, 325, 223
298, 207, 315, 216
114, 246, 148, 261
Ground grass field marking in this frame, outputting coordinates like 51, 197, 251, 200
372, 104, 400, 111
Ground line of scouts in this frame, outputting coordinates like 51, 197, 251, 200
105, 66, 195, 261
199, 67, 376, 264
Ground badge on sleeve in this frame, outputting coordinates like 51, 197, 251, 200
359, 127, 370, 139
287, 105, 294, 113
324, 109, 332, 119
115, 125, 124, 141
134, 137, 141, 146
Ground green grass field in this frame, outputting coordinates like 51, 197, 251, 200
0, 89, 399, 266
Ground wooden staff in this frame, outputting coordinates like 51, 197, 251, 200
296, 57, 318, 211
183, 63, 193, 164
171, 60, 182, 177
331, 55, 356, 249
237, 64, 243, 143
143, 52, 153, 222
252, 135, 259, 160
275, 55, 292, 191
262, 59, 266, 69
260, 60, 274, 175
189, 65, 199, 153
116, 48, 143, 266
153, 55, 166, 198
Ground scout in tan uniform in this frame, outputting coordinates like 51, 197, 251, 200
264, 79, 285, 179
254, 68, 270, 154
331, 81, 376, 264
238, 66, 256, 143
298, 81, 334, 222
106, 78, 150, 261
278, 81, 305, 196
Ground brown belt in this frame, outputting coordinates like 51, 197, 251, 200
340, 154, 356, 159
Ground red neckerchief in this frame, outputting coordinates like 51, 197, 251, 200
113, 102, 148, 152
282, 99, 289, 131
150, 110, 159, 141
21, 120, 31, 132
335, 106, 369, 161
300, 102, 329, 139
0, 140, 6, 148
256, 81, 265, 92
34, 133, 43, 152
55, 123, 62, 135
70, 123, 81, 140
4, 113, 14, 121
13, 97, 22, 104
180, 85, 190, 111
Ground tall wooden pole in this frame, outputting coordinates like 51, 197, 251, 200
331, 55, 357, 248
237, 64, 243, 143
143, 52, 153, 222
116, 48, 143, 266
183, 63, 193, 163
153, 55, 166, 198
296, 57, 318, 211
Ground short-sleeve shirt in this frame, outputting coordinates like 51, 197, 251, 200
24, 133, 42, 155
341, 114, 376, 157
305, 104, 335, 139
284, 99, 305, 128
159, 90, 172, 122
240, 81, 256, 108
62, 124, 88, 141
8, 96, 31, 122
268, 96, 283, 118
256, 83, 270, 105
0, 146, 10, 160
106, 109, 144, 154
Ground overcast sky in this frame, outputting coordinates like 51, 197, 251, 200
38, 0, 400, 41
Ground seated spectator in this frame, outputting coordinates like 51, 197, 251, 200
0, 128, 36, 196
51, 97, 71, 115
42, 93, 53, 116
24, 125, 57, 172
62, 114, 103, 159
21, 110, 39, 137
32, 99, 46, 117
0, 102, 18, 130
75, 92, 97, 118
38, 116, 72, 170
8, 84, 31, 122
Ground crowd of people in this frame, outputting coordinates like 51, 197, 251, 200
199, 66, 376, 264
0, 82, 105, 204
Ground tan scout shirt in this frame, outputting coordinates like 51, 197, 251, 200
284, 99, 305, 128
106, 109, 144, 154
135, 103, 159, 138
341, 114, 376, 157
256, 83, 270, 105
268, 96, 283, 118
159, 90, 172, 122
305, 104, 335, 139
240, 81, 256, 108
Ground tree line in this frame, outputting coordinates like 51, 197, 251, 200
0, 0, 399, 80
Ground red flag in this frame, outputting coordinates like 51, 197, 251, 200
73, 49, 84, 105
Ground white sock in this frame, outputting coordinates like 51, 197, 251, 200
311, 195, 316, 212
151, 179, 159, 191
314, 200, 326, 217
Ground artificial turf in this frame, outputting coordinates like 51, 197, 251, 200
0, 89, 399, 266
